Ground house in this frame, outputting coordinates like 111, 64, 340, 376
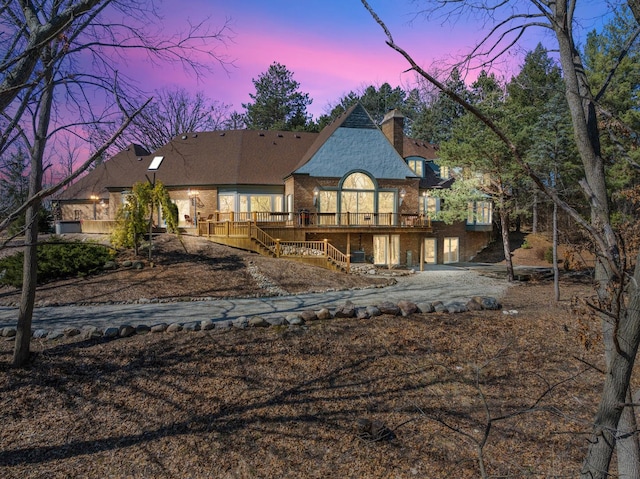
56, 103, 493, 268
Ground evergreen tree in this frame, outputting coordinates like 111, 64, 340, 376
243, 62, 313, 131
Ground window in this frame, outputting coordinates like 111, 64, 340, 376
439, 165, 450, 179
467, 200, 493, 225
407, 159, 423, 177
218, 194, 234, 212
374, 235, 400, 265
443, 237, 459, 263
420, 195, 440, 218
423, 238, 437, 264
148, 156, 164, 170
340, 172, 376, 225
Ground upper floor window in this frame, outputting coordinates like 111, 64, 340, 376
420, 194, 440, 218
467, 200, 493, 225
407, 159, 423, 177
342, 172, 375, 190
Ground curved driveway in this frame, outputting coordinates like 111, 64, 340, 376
0, 265, 510, 331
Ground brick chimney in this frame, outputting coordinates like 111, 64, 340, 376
381, 109, 404, 158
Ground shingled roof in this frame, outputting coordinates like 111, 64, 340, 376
58, 130, 318, 199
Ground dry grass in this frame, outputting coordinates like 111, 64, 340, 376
0, 232, 610, 477
0, 278, 603, 478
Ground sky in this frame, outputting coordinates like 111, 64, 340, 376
131, 0, 611, 121
126, 0, 533, 120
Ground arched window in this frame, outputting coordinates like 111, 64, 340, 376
340, 172, 375, 216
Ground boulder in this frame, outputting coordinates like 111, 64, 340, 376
119, 325, 136, 337
446, 302, 468, 313
233, 317, 249, 329
465, 299, 483, 311
300, 310, 318, 322
103, 327, 119, 339
200, 319, 215, 331
64, 327, 81, 338
416, 302, 434, 314
1, 327, 16, 338
150, 323, 167, 333
334, 302, 356, 318
183, 321, 201, 332
249, 316, 270, 327
82, 326, 102, 339
33, 329, 49, 339
287, 315, 305, 326
103, 261, 118, 270
267, 317, 287, 326
47, 330, 64, 340
378, 301, 400, 316
480, 297, 501, 310
432, 301, 446, 313
316, 308, 332, 320
356, 308, 369, 319
398, 300, 418, 317
166, 322, 183, 332
366, 306, 382, 317
135, 324, 151, 334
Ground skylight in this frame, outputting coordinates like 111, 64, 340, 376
148, 156, 164, 170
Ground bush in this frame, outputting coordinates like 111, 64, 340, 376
0, 238, 114, 288
544, 246, 554, 264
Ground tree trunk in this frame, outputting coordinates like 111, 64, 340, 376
552, 201, 559, 301
551, 5, 640, 475
12, 205, 39, 367
499, 209, 514, 281
532, 192, 538, 233
11, 52, 53, 367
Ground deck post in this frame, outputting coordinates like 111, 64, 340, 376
420, 237, 424, 272
276, 239, 281, 258
324, 238, 328, 258
225, 221, 230, 237
346, 233, 351, 274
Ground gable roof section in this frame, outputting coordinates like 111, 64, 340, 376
58, 131, 318, 199
293, 103, 418, 180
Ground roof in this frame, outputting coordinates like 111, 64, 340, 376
58, 131, 317, 200
403, 138, 439, 160
58, 144, 151, 200
293, 104, 418, 179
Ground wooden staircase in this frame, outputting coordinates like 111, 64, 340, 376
198, 221, 350, 273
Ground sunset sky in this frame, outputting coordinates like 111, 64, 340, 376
131, 0, 610, 120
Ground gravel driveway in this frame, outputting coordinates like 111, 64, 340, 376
0, 265, 509, 331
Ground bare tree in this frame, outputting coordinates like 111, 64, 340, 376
1, 0, 231, 367
361, 1, 640, 477
88, 87, 233, 154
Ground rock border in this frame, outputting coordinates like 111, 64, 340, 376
0, 296, 503, 343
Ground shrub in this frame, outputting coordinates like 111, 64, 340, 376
544, 246, 554, 264
0, 238, 114, 288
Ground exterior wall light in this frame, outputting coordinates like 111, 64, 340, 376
399, 188, 406, 206
313, 186, 320, 206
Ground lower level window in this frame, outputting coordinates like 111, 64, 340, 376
443, 237, 459, 263
424, 238, 437, 264
373, 235, 400, 266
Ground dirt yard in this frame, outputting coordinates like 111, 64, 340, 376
0, 232, 609, 478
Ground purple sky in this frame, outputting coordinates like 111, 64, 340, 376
123, 0, 612, 120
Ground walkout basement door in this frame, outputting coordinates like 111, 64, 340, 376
373, 235, 400, 266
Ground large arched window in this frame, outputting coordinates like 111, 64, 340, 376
340, 172, 375, 216
317, 171, 399, 225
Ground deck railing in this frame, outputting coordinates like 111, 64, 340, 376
202, 211, 431, 228
199, 220, 351, 271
